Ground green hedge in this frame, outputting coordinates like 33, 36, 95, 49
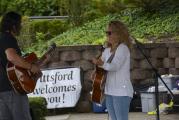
49, 8, 179, 46
21, 7, 179, 55
29, 97, 47, 120
0, 16, 71, 55
18, 17, 71, 53
1, 7, 178, 56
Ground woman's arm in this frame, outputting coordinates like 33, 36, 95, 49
102, 44, 129, 72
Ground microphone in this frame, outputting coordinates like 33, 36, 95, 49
103, 41, 111, 49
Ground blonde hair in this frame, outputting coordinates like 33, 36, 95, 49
108, 20, 132, 49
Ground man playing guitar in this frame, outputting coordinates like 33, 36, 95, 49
0, 11, 41, 120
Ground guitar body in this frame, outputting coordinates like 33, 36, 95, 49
91, 66, 107, 104
6, 43, 56, 94
7, 52, 42, 94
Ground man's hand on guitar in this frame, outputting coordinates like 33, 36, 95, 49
30, 64, 41, 75
92, 58, 104, 66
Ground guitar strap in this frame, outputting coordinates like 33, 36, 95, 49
106, 46, 117, 63
106, 51, 116, 63
100, 48, 117, 103
103, 46, 117, 81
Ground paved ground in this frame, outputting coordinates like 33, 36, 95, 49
46, 112, 179, 120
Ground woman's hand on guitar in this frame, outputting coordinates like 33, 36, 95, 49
92, 58, 104, 66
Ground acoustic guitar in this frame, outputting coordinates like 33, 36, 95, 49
91, 44, 116, 104
6, 43, 56, 94
91, 45, 107, 104
91, 65, 107, 104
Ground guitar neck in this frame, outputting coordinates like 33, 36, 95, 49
96, 45, 105, 59
36, 43, 56, 66
36, 53, 48, 66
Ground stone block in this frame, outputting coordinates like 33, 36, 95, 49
132, 79, 143, 85
131, 69, 152, 80
131, 59, 140, 69
163, 58, 175, 68
75, 101, 92, 113
169, 68, 179, 75
175, 58, 179, 68
60, 51, 81, 61
158, 68, 168, 75
82, 50, 101, 60
48, 61, 69, 68
140, 78, 154, 86
140, 59, 151, 69
140, 58, 162, 69
84, 70, 94, 81
168, 47, 179, 58
72, 60, 94, 71
150, 48, 168, 58
131, 48, 150, 59
83, 79, 93, 92
49, 48, 60, 62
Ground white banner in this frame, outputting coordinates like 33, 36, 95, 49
28, 67, 82, 109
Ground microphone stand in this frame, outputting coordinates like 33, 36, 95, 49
133, 38, 174, 120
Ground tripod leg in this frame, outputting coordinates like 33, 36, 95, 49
154, 73, 160, 120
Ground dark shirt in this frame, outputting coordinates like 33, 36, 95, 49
0, 32, 21, 92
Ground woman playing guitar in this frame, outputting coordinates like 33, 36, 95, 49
91, 20, 134, 120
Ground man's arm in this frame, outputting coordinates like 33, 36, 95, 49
5, 48, 31, 69
5, 48, 41, 74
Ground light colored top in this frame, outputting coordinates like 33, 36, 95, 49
101, 43, 134, 97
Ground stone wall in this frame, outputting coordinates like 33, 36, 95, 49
42, 43, 179, 112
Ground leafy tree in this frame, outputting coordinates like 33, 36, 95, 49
122, 0, 179, 12
0, 0, 15, 15
58, 0, 90, 26
0, 0, 59, 16
57, 0, 126, 26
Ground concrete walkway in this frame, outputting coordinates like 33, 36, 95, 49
46, 112, 179, 120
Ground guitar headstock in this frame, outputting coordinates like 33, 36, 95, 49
49, 43, 56, 51
36, 43, 57, 66
47, 43, 56, 57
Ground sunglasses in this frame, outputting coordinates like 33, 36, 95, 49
105, 31, 112, 36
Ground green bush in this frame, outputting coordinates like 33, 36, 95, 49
29, 19, 70, 41
0, 0, 59, 16
29, 97, 47, 120
22, 7, 179, 55
18, 18, 70, 53
123, 0, 179, 13
48, 8, 179, 46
